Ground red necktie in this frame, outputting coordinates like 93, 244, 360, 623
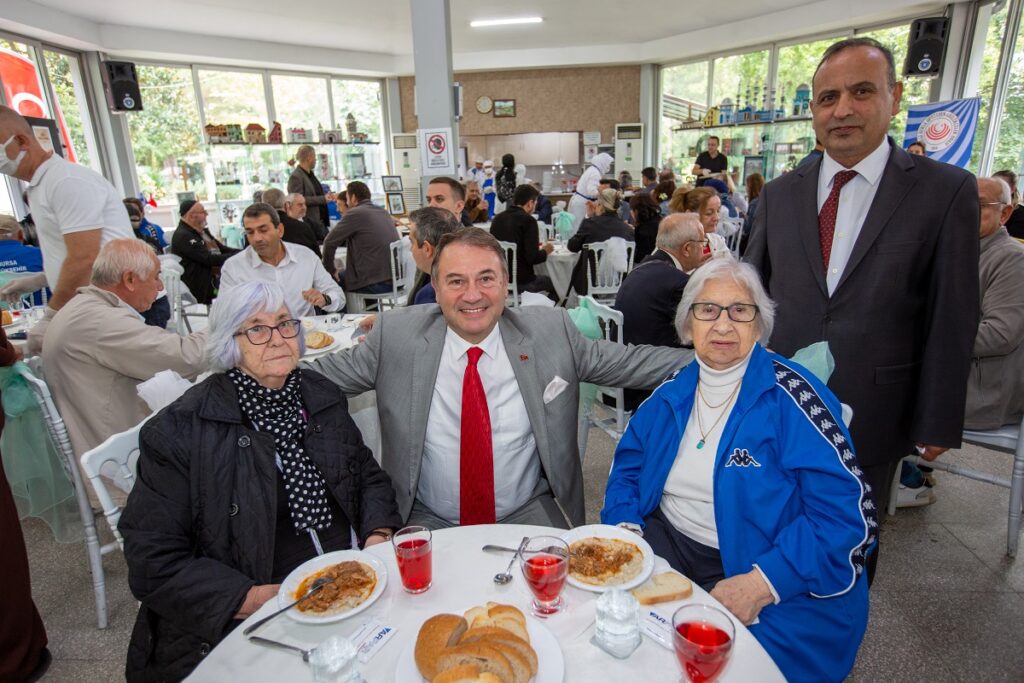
460, 347, 495, 525
818, 170, 858, 271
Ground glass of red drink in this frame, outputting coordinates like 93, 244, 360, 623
392, 526, 432, 593
671, 604, 735, 683
519, 536, 569, 617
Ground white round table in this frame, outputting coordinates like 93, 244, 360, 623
187, 524, 784, 682
537, 248, 578, 304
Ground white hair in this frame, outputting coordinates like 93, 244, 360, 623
206, 281, 304, 371
982, 176, 1013, 205
285, 192, 304, 205
656, 214, 702, 251
674, 258, 776, 344
91, 239, 157, 286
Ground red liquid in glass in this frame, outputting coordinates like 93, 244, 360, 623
523, 554, 567, 602
396, 538, 432, 591
674, 622, 732, 683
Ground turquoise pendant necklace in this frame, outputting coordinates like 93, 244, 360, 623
695, 381, 741, 449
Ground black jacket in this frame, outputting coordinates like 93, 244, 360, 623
170, 222, 237, 305
281, 214, 322, 257
287, 166, 330, 235
567, 213, 635, 295
490, 205, 548, 290
119, 370, 401, 682
613, 250, 689, 411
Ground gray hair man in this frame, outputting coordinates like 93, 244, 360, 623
42, 239, 207, 501
408, 206, 463, 305
287, 144, 336, 240
0, 105, 133, 351
263, 188, 319, 256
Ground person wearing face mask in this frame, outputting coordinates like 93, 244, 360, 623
0, 106, 133, 352
480, 159, 497, 219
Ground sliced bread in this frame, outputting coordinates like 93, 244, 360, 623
631, 571, 693, 605
434, 643, 514, 683
415, 614, 469, 680
459, 627, 538, 676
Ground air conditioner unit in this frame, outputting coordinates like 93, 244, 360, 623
391, 133, 422, 212
614, 123, 644, 181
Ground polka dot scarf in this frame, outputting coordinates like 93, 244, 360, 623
228, 368, 333, 534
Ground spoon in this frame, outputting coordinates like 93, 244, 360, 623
493, 536, 529, 585
242, 576, 332, 636
249, 635, 315, 662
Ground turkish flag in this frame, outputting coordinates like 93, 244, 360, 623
0, 46, 78, 163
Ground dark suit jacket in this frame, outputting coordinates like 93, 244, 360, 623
744, 140, 980, 467
568, 213, 635, 295
287, 166, 329, 235
490, 206, 547, 290
281, 214, 321, 257
170, 222, 238, 305
614, 249, 689, 411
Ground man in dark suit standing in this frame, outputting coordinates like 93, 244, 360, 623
744, 38, 980, 540
614, 213, 708, 411
287, 145, 337, 239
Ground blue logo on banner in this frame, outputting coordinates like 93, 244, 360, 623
903, 97, 981, 169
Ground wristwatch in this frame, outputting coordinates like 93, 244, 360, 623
617, 522, 644, 537
365, 528, 393, 541
321, 294, 332, 307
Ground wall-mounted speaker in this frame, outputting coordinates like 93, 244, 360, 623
903, 17, 949, 77
101, 61, 143, 112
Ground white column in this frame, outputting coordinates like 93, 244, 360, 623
409, 0, 459, 191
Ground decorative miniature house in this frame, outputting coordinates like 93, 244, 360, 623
288, 127, 314, 143
702, 107, 720, 128
204, 123, 228, 144
350, 131, 369, 143
793, 84, 811, 117
345, 113, 358, 139
225, 124, 244, 143
267, 121, 283, 144
320, 128, 346, 144
718, 98, 735, 125
245, 123, 267, 144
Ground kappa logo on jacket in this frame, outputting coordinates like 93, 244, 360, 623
725, 448, 761, 468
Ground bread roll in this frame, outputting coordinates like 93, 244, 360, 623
415, 614, 468, 680
434, 643, 513, 683
631, 571, 693, 605
431, 664, 501, 682
459, 628, 537, 676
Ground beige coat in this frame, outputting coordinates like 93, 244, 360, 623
42, 286, 207, 456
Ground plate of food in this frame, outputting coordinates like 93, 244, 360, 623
396, 601, 564, 682
278, 550, 387, 624
303, 330, 339, 355
560, 524, 654, 593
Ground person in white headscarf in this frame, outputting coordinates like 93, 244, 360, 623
468, 158, 485, 186
568, 152, 613, 231
481, 159, 497, 219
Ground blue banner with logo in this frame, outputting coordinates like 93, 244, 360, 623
903, 97, 980, 168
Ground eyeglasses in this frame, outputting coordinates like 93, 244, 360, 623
233, 319, 301, 345
980, 202, 1005, 208
690, 302, 759, 323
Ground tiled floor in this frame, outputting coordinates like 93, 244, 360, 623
19, 430, 1024, 681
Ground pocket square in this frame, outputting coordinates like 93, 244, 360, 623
543, 376, 569, 404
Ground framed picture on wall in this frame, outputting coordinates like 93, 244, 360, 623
493, 99, 516, 118
743, 156, 765, 183
382, 175, 403, 192
386, 192, 406, 216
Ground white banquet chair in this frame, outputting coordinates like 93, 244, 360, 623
349, 238, 414, 312
80, 420, 145, 550
583, 239, 635, 302
577, 296, 629, 458
497, 240, 519, 307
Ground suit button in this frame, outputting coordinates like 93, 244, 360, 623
229, 503, 239, 517
824, 315, 832, 324
238, 436, 251, 447
313, 424, 323, 433
199, 642, 211, 656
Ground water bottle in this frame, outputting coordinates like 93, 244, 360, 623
592, 588, 641, 658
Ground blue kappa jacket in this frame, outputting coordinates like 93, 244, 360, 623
602, 344, 876, 682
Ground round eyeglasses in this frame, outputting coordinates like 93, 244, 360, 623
690, 302, 759, 323
233, 319, 302, 345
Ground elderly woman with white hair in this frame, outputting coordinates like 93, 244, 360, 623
118, 280, 401, 682
601, 258, 874, 683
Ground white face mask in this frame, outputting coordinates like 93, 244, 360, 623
0, 136, 26, 177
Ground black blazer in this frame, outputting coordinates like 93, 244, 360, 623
490, 206, 547, 289
568, 213, 635, 295
170, 222, 238, 305
614, 249, 689, 411
744, 140, 980, 467
287, 166, 329, 235
281, 214, 321, 257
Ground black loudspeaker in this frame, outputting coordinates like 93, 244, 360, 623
903, 17, 949, 77
101, 61, 143, 112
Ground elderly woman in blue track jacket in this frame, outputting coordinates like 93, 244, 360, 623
602, 258, 875, 683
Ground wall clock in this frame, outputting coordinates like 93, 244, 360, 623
475, 96, 493, 114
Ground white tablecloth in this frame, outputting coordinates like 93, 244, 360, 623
537, 248, 578, 304
187, 524, 784, 682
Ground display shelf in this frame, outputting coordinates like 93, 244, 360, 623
670, 117, 815, 182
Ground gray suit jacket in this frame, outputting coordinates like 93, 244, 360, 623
744, 141, 980, 466
308, 305, 692, 525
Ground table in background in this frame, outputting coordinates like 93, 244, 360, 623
537, 247, 578, 306
188, 524, 784, 682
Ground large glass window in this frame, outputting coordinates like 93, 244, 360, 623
711, 50, 770, 111
42, 50, 96, 169
991, 4, 1024, 174
660, 61, 709, 169
856, 24, 931, 139
775, 35, 844, 112
970, 3, 1011, 171
127, 65, 204, 204
331, 79, 383, 141
271, 73, 330, 132
197, 69, 269, 128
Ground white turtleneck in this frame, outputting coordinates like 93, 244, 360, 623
659, 349, 753, 549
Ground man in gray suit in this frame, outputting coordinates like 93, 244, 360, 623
744, 38, 979, 532
310, 228, 691, 528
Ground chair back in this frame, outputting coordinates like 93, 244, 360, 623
721, 218, 744, 257
498, 240, 519, 307
582, 295, 624, 343
390, 238, 415, 302
161, 267, 185, 333
584, 239, 635, 300
576, 296, 629, 451
80, 421, 145, 548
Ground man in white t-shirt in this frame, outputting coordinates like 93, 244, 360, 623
0, 106, 132, 351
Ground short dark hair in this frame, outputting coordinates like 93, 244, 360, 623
599, 178, 621, 191
346, 181, 371, 202
707, 135, 720, 143
629, 193, 661, 224
409, 206, 462, 248
641, 166, 657, 182
512, 184, 540, 207
427, 176, 466, 203
242, 202, 280, 226
431, 227, 508, 282
815, 37, 897, 90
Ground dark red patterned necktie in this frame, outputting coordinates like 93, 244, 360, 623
460, 347, 495, 525
818, 170, 858, 271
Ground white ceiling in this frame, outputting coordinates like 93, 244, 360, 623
3, 0, 950, 75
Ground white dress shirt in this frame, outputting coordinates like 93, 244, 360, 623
219, 241, 343, 317
817, 138, 891, 295
418, 325, 540, 523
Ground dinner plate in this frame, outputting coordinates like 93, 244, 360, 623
277, 549, 387, 625
560, 523, 655, 593
303, 335, 341, 357
394, 611, 564, 682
